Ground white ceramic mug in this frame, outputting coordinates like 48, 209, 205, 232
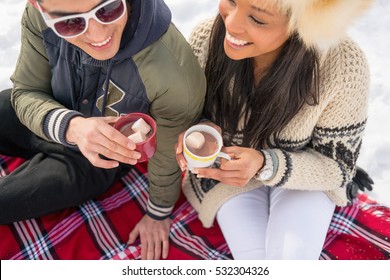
183, 124, 231, 172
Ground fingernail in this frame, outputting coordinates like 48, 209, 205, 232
196, 174, 204, 178
127, 142, 135, 149
134, 153, 141, 159
192, 168, 199, 174
112, 162, 119, 168
179, 160, 186, 169
176, 147, 180, 154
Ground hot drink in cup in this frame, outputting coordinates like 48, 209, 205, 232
185, 131, 219, 157
120, 118, 153, 143
183, 124, 230, 172
114, 113, 157, 162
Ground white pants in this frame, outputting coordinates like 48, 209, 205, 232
216, 187, 336, 260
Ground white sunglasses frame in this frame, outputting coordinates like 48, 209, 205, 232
36, 0, 127, 39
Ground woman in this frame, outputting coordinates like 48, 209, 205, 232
176, 0, 373, 259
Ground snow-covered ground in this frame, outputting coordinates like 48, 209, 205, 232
1, 0, 388, 206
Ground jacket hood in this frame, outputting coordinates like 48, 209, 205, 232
114, 0, 172, 60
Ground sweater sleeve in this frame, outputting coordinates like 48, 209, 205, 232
10, 3, 80, 144
264, 39, 370, 199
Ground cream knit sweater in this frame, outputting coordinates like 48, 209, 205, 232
182, 18, 370, 228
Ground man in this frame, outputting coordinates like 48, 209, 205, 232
0, 0, 205, 260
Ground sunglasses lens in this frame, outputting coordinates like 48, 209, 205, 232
54, 17, 86, 37
51, 0, 124, 38
96, 0, 125, 23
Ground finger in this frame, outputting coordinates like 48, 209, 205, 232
176, 153, 187, 172
95, 131, 139, 157
219, 153, 236, 165
176, 132, 185, 154
139, 232, 149, 260
220, 161, 239, 171
195, 167, 241, 180
85, 131, 141, 164
162, 238, 169, 259
146, 240, 155, 260
154, 238, 162, 260
103, 116, 121, 125
141, 241, 147, 260
219, 157, 245, 171
196, 167, 252, 186
128, 227, 139, 244
98, 124, 137, 150
222, 146, 241, 155
93, 143, 140, 165
84, 142, 139, 165
85, 126, 137, 155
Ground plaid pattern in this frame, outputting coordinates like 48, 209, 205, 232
0, 155, 389, 260
321, 195, 390, 259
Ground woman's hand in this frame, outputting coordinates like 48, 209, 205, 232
175, 130, 187, 171
175, 121, 222, 172
66, 116, 142, 168
193, 146, 265, 187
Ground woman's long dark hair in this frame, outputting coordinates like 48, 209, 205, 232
204, 15, 320, 149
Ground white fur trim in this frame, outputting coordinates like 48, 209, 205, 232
272, 0, 373, 50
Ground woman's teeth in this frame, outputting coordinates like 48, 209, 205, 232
226, 32, 249, 46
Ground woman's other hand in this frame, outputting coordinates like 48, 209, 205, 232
193, 146, 264, 187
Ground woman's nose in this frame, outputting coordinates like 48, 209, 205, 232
225, 11, 246, 34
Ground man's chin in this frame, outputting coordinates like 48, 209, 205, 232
83, 45, 119, 61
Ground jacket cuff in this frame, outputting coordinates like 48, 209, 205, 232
43, 109, 84, 147
146, 199, 174, 220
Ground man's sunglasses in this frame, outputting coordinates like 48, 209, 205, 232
36, 0, 127, 39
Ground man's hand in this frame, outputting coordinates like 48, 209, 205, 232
66, 116, 141, 168
128, 215, 171, 260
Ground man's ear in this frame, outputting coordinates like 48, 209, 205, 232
27, 0, 39, 9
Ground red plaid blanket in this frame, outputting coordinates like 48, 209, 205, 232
0, 155, 389, 260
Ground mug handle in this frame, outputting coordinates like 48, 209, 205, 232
217, 152, 231, 161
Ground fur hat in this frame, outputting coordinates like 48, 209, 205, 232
272, 0, 373, 50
